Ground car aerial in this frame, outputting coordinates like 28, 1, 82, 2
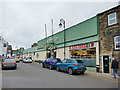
14, 57, 20, 63
56, 59, 86, 75
1, 59, 17, 70
23, 57, 32, 63
42, 58, 61, 70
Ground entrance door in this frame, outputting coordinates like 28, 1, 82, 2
103, 56, 109, 73
47, 52, 51, 58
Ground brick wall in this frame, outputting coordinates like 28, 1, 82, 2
98, 5, 120, 73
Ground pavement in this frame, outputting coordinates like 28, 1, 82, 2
1, 62, 119, 88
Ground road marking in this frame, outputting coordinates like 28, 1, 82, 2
86, 74, 118, 83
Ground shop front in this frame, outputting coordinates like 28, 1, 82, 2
69, 42, 99, 71
36, 16, 100, 72
45, 43, 57, 59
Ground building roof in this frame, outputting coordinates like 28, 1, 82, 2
23, 46, 43, 54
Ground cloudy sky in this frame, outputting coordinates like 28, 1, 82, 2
0, 1, 119, 49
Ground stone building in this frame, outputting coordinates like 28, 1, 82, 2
98, 5, 120, 74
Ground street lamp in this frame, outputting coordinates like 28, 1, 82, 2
59, 19, 66, 59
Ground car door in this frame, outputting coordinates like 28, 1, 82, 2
46, 58, 52, 67
45, 59, 49, 67
60, 59, 66, 70
64, 60, 73, 70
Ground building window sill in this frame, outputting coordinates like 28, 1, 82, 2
106, 23, 119, 28
113, 49, 120, 51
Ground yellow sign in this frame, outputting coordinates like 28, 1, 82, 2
110, 51, 113, 53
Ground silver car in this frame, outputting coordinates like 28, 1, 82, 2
1, 59, 17, 69
23, 57, 32, 63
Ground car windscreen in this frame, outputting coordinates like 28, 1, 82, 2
26, 57, 32, 59
53, 59, 61, 62
75, 60, 83, 63
4, 59, 15, 62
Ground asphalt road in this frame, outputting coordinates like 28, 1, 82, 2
2, 62, 118, 88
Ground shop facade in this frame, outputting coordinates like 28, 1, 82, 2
98, 5, 120, 74
36, 16, 100, 72
22, 5, 120, 74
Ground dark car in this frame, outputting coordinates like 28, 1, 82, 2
42, 58, 61, 70
1, 59, 17, 69
56, 59, 86, 75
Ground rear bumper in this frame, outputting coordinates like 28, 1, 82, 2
2, 65, 17, 68
24, 61, 32, 63
51, 64, 57, 68
74, 68, 87, 73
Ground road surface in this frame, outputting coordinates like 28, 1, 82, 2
2, 62, 118, 88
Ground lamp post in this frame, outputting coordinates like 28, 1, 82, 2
59, 19, 66, 59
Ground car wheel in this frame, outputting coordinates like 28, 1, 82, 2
56, 66, 60, 71
42, 63, 45, 68
68, 68, 73, 75
14, 66, 17, 69
49, 64, 52, 70
1, 67, 4, 70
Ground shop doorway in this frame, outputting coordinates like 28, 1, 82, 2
47, 52, 51, 58
103, 55, 109, 73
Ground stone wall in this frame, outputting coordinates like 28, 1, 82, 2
98, 5, 120, 73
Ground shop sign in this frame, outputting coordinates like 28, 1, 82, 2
47, 36, 58, 43
69, 42, 95, 50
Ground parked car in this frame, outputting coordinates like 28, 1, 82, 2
19, 57, 23, 61
56, 59, 86, 75
1, 59, 17, 69
42, 58, 61, 70
23, 57, 32, 63
14, 57, 20, 63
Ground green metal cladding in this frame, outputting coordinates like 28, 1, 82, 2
66, 16, 98, 41
37, 16, 99, 50
23, 46, 42, 54
17, 48, 24, 54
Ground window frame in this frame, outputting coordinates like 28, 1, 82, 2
114, 36, 120, 50
62, 60, 67, 63
108, 12, 117, 26
66, 60, 73, 63
3, 43, 7, 47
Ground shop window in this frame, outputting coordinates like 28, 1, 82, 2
70, 49, 96, 59
108, 12, 117, 26
114, 36, 120, 50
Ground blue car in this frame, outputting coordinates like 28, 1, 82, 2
56, 59, 86, 75
42, 58, 61, 70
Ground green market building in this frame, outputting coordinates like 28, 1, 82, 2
23, 16, 100, 72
